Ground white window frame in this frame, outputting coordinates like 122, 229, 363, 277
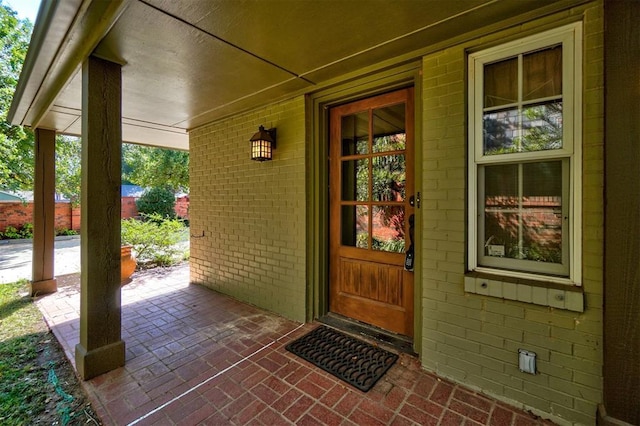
467, 23, 582, 286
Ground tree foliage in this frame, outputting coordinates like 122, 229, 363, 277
55, 135, 81, 204
123, 144, 189, 192
136, 186, 176, 218
0, 3, 33, 190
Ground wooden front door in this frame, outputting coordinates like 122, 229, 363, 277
329, 88, 415, 337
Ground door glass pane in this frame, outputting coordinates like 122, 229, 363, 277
341, 159, 369, 201
372, 206, 405, 252
523, 46, 562, 101
342, 205, 369, 248
484, 57, 517, 108
373, 103, 405, 153
341, 112, 369, 155
372, 154, 405, 201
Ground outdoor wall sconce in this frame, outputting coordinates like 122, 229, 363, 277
250, 125, 276, 161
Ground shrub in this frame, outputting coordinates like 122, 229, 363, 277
121, 214, 186, 266
55, 227, 78, 236
136, 187, 176, 219
1, 224, 33, 240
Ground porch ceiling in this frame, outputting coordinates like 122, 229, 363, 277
9, 0, 583, 150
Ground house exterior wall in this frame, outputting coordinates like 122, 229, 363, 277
189, 96, 307, 322
419, 3, 603, 424
189, 2, 605, 423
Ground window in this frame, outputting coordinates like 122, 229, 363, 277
468, 24, 582, 284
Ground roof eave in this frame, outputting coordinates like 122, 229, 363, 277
8, 0, 130, 129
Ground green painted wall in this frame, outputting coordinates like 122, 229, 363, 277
419, 3, 603, 424
189, 96, 307, 322
189, 1, 605, 423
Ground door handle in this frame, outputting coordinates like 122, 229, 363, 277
404, 214, 415, 271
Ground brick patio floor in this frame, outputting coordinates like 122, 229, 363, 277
35, 264, 555, 426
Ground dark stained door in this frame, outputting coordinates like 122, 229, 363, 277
329, 88, 415, 337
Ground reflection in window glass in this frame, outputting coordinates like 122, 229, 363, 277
372, 206, 405, 252
521, 101, 563, 151
341, 113, 368, 155
483, 108, 518, 154
341, 159, 369, 201
341, 205, 369, 248
483, 161, 563, 264
373, 103, 405, 153
372, 155, 405, 201
483, 101, 563, 155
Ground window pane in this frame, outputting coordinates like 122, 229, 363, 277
522, 161, 563, 264
523, 46, 562, 101
483, 101, 563, 155
521, 101, 563, 151
485, 164, 518, 198
483, 164, 518, 258
341, 112, 368, 155
372, 155, 405, 202
482, 162, 563, 265
372, 206, 405, 252
483, 107, 518, 155
342, 205, 369, 248
373, 103, 406, 152
341, 159, 368, 201
484, 57, 517, 107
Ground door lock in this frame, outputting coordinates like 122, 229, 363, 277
409, 192, 421, 208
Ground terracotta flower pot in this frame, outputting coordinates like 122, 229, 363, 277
120, 245, 137, 285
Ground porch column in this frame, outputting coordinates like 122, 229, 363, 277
75, 55, 125, 380
30, 128, 57, 296
602, 0, 640, 424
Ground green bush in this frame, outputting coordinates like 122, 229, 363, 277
1, 224, 33, 240
55, 227, 78, 236
121, 214, 186, 266
136, 187, 176, 219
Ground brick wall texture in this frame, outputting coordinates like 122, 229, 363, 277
1, 197, 189, 236
419, 3, 603, 424
189, 97, 307, 322
187, 2, 603, 424
0, 202, 80, 233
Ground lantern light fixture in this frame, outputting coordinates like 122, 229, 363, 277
250, 125, 276, 161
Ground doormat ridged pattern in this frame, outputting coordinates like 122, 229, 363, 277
285, 326, 398, 392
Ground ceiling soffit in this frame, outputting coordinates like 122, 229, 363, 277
14, 0, 585, 148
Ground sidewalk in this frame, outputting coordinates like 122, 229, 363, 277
0, 236, 81, 283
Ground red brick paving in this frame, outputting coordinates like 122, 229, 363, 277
37, 266, 556, 425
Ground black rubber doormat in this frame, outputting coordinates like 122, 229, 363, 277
285, 326, 398, 392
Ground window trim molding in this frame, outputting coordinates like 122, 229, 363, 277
467, 22, 583, 286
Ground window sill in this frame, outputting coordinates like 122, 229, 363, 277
464, 271, 584, 312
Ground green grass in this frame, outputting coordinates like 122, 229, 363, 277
0, 281, 50, 424
0, 281, 98, 425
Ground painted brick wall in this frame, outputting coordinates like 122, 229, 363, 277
189, 97, 306, 322
419, 3, 603, 425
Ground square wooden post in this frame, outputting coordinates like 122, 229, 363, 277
31, 128, 57, 296
75, 55, 125, 380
